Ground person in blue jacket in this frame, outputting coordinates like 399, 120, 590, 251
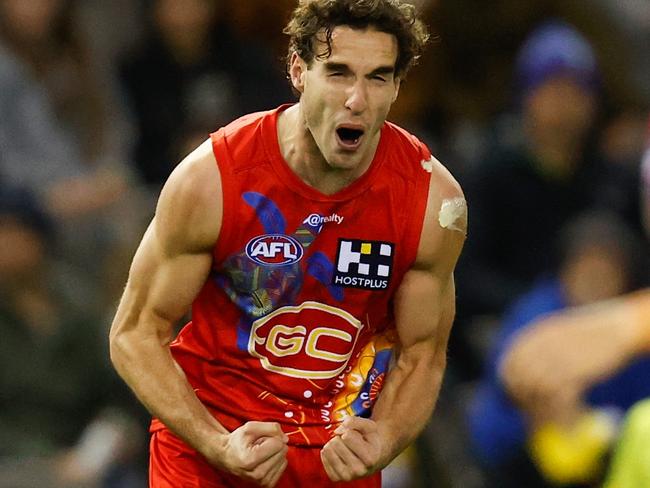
467, 210, 648, 487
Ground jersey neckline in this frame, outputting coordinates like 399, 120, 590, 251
262, 104, 388, 202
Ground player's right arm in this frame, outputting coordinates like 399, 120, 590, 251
109, 139, 287, 486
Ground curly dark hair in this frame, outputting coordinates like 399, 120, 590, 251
284, 0, 430, 79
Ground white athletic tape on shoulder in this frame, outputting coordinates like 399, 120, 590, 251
438, 197, 467, 233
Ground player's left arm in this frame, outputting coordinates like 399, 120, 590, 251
321, 160, 467, 481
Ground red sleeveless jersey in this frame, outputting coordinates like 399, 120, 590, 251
151, 105, 433, 447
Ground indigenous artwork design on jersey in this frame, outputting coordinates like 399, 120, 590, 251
213, 191, 394, 430
329, 330, 395, 421
214, 192, 342, 350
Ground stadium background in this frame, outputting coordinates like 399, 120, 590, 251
0, 0, 648, 486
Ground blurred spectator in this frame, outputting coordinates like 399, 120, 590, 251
0, 0, 133, 207
0, 186, 144, 488
599, 109, 648, 170
455, 20, 642, 332
76, 0, 143, 65
498, 155, 649, 484
463, 112, 650, 488
467, 210, 647, 487
119, 0, 292, 186
497, 287, 650, 488
588, 0, 650, 105
0, 0, 146, 292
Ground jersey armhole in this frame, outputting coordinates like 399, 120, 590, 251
210, 129, 237, 263
401, 144, 433, 271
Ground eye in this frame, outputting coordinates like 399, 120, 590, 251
329, 72, 344, 77
372, 75, 387, 82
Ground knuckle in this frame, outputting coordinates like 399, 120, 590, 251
358, 453, 372, 468
241, 458, 256, 471
272, 462, 288, 484
341, 471, 353, 482
326, 467, 339, 481
353, 466, 368, 479
264, 437, 279, 450
340, 430, 353, 441
321, 451, 332, 464
319, 449, 327, 463
251, 466, 267, 481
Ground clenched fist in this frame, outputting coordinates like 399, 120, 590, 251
211, 421, 289, 487
320, 416, 387, 482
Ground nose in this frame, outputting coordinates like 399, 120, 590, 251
344, 81, 368, 114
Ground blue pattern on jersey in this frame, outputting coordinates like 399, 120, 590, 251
216, 192, 343, 351
348, 349, 392, 417
242, 192, 286, 234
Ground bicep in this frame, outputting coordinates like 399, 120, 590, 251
393, 267, 456, 356
393, 161, 466, 358
118, 220, 214, 342
111, 139, 220, 343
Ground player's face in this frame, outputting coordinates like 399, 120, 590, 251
291, 26, 401, 171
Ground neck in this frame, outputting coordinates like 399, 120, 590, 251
277, 104, 378, 195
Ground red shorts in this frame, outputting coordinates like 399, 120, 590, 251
149, 428, 381, 488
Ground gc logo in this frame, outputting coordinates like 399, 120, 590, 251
248, 301, 363, 379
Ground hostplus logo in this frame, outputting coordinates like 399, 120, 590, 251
332, 239, 394, 290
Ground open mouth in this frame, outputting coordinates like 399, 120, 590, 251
335, 126, 364, 150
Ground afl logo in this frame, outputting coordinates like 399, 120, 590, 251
245, 234, 304, 266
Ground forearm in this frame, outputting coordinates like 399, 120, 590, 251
110, 327, 229, 460
629, 289, 650, 354
370, 340, 443, 463
500, 288, 650, 427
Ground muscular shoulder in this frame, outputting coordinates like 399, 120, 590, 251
415, 156, 467, 272
427, 155, 465, 211
155, 139, 222, 255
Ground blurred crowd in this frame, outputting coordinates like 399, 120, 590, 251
0, 0, 648, 487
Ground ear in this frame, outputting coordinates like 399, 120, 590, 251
392, 77, 402, 103
289, 52, 307, 94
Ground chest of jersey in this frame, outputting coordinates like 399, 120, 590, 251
167, 109, 430, 441
212, 179, 407, 375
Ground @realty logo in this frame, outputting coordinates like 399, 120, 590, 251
245, 234, 303, 266
303, 213, 344, 226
